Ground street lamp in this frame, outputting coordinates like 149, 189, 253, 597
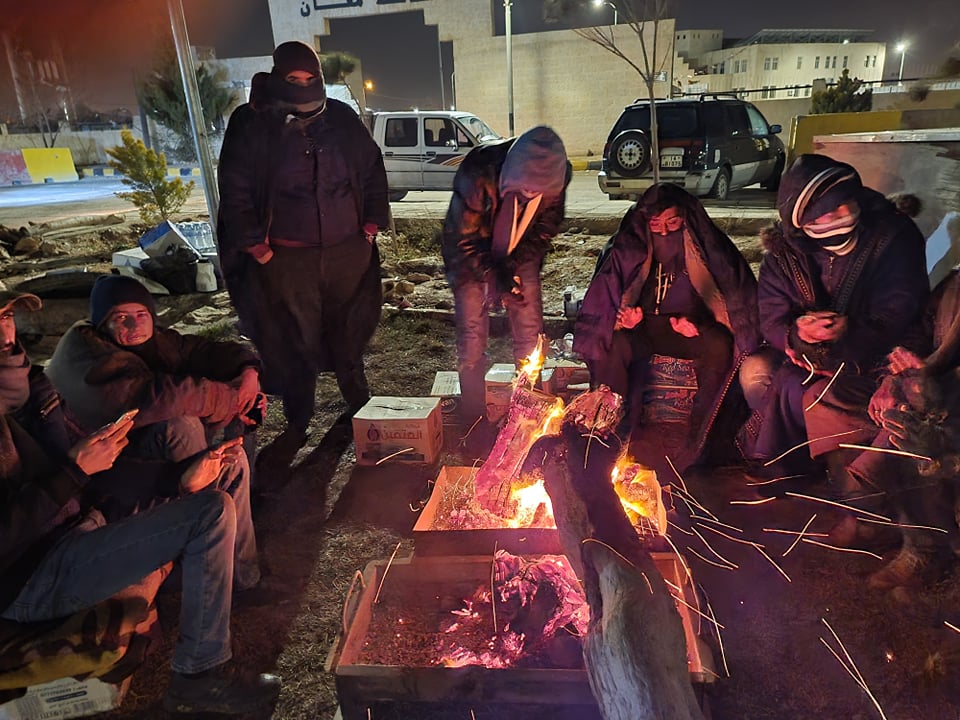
364, 79, 374, 92
895, 42, 907, 84
504, 0, 514, 136
592, 0, 618, 24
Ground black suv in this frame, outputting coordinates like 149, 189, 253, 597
597, 94, 785, 201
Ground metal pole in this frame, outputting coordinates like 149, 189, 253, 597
450, 71, 456, 110
438, 35, 446, 109
504, 0, 514, 136
898, 50, 905, 84
167, 0, 219, 232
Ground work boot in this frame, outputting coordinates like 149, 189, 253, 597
868, 547, 931, 590
162, 662, 281, 714
826, 515, 901, 551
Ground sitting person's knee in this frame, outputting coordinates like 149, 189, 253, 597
739, 349, 780, 409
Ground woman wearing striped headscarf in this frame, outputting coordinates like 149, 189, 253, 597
738, 154, 930, 491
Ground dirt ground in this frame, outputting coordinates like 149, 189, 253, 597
3, 214, 960, 720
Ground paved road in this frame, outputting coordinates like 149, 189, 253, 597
0, 173, 777, 228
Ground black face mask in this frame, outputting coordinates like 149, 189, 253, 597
286, 102, 327, 123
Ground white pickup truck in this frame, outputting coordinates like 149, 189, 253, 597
369, 110, 501, 201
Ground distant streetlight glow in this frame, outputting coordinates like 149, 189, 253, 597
592, 0, 618, 24
895, 42, 908, 84
364, 79, 374, 91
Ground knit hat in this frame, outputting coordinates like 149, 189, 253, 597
89, 275, 156, 328
785, 154, 863, 230
499, 126, 568, 197
0, 290, 41, 316
269, 41, 326, 106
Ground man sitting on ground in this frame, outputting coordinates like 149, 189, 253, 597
45, 274, 263, 588
574, 183, 760, 469
0, 290, 280, 715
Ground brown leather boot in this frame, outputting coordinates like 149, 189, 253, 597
868, 547, 930, 590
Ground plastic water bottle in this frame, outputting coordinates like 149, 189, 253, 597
195, 260, 217, 292
175, 221, 216, 254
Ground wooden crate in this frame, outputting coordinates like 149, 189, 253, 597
327, 554, 711, 720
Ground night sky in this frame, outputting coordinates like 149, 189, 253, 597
0, 0, 955, 117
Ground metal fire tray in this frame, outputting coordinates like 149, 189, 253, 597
412, 466, 562, 556
326, 554, 711, 720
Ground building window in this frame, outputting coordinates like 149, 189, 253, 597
871, 55, 877, 67
815, 55, 820, 69
842, 55, 848, 68
797, 56, 803, 70
864, 55, 870, 67
832, 55, 838, 68
804, 87, 811, 96
741, 60, 748, 73
764, 58, 771, 71
772, 57, 779, 70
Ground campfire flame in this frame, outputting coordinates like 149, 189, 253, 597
515, 336, 547, 389
507, 480, 555, 529
611, 455, 666, 535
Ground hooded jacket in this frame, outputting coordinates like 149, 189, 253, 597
442, 136, 572, 289
759, 154, 930, 374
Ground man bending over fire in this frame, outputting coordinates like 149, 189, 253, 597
574, 183, 760, 470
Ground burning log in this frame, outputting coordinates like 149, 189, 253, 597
527, 389, 704, 720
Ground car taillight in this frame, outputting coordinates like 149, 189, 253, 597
689, 140, 707, 166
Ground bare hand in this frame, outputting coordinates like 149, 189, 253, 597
180, 437, 244, 494
887, 346, 924, 375
868, 376, 898, 425
68, 410, 138, 474
796, 312, 847, 343
236, 367, 261, 418
669, 316, 700, 338
614, 305, 643, 331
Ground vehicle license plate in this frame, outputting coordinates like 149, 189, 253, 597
660, 154, 683, 168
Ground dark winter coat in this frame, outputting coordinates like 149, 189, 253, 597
758, 160, 930, 375
45, 322, 260, 433
574, 184, 760, 453
442, 138, 572, 290
216, 93, 389, 366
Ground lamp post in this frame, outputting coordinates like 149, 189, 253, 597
592, 0, 617, 24
896, 42, 907, 84
504, 0, 514, 136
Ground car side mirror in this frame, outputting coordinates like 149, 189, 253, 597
769, 124, 782, 134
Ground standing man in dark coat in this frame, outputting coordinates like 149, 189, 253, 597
217, 41, 389, 463
739, 154, 930, 482
442, 125, 571, 428
575, 183, 760, 468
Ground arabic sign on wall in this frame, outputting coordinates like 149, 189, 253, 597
301, 0, 429, 18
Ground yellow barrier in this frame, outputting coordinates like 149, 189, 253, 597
21, 148, 79, 183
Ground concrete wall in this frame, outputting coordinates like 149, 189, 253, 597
267, 0, 671, 155
814, 129, 960, 238
0, 128, 126, 166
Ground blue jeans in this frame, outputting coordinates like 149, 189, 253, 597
452, 259, 544, 421
1, 491, 236, 675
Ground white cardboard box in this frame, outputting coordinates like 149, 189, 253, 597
138, 220, 202, 260
484, 364, 516, 424
353, 397, 443, 465
429, 371, 461, 422
0, 676, 130, 720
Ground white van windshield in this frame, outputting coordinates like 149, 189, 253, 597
460, 115, 500, 142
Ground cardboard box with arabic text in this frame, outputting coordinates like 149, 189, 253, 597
0, 676, 130, 720
353, 397, 443, 465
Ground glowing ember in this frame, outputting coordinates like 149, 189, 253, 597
610, 455, 666, 535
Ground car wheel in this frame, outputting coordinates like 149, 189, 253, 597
761, 155, 785, 191
607, 130, 651, 178
388, 190, 408, 202
709, 167, 730, 200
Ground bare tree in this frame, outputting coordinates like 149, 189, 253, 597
548, 0, 674, 183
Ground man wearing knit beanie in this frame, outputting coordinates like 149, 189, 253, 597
218, 41, 388, 470
46, 272, 264, 588
442, 126, 572, 447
